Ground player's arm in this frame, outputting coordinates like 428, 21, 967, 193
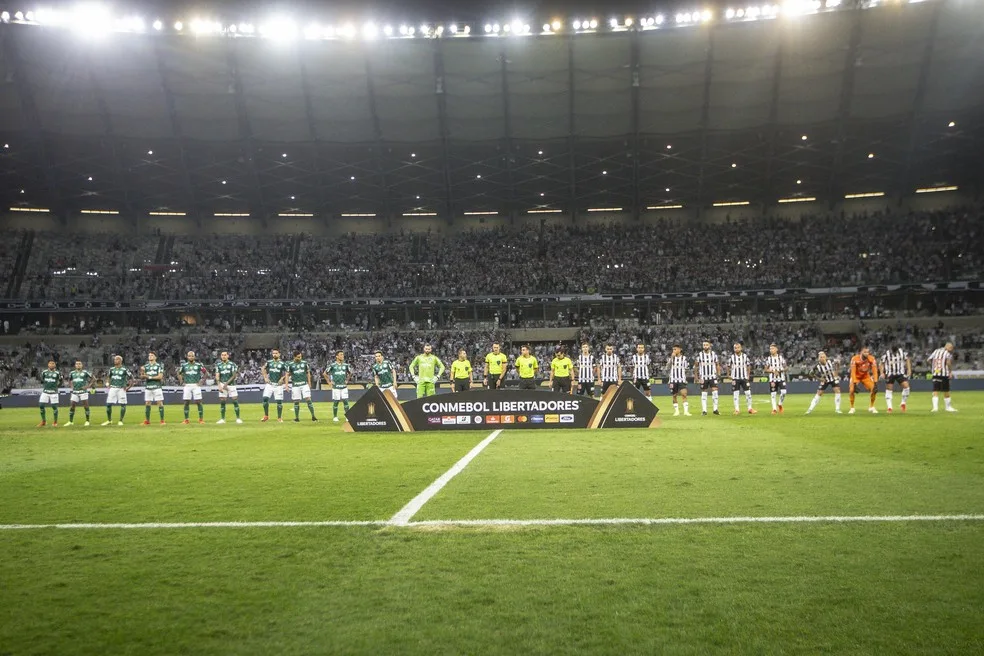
436, 358, 446, 380
374, 369, 381, 388
408, 355, 420, 380
871, 357, 879, 383
716, 359, 722, 378
483, 356, 489, 383
307, 367, 312, 388
905, 356, 912, 379
124, 370, 133, 392
199, 364, 208, 385
177, 367, 184, 386
140, 365, 147, 381
263, 364, 272, 385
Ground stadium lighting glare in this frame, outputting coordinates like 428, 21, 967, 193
290, 195, 295, 200
610, 17, 619, 28
476, 174, 482, 179
826, 0, 842, 6
528, 209, 562, 214
383, 25, 393, 36
152, 19, 162, 30
341, 23, 356, 39
221, 180, 227, 185
737, 8, 746, 17
14, 10, 23, 21
174, 21, 183, 31
573, 19, 582, 29
416, 195, 421, 199
407, 26, 415, 36
362, 22, 379, 39
625, 17, 634, 26
666, 144, 672, 149
778, 196, 816, 203
341, 213, 376, 217
801, 134, 808, 140
538, 150, 543, 155
303, 23, 320, 39
450, 24, 457, 33
948, 121, 956, 127
278, 212, 314, 217
602, 170, 608, 175
401, 24, 409, 35
915, 185, 958, 194
403, 212, 437, 217
867, 153, 875, 159
726, 8, 736, 18
731, 162, 737, 168
147, 150, 153, 155
702, 10, 713, 21
350, 176, 356, 180
148, 211, 186, 216
503, 23, 510, 33
844, 192, 884, 199
492, 23, 500, 33
87, 176, 93, 181
464, 211, 498, 216
282, 153, 288, 158
436, 25, 444, 36
540, 193, 545, 197
0, 12, 8, 22
665, 187, 671, 191
4, 143, 9, 148
796, 179, 802, 184
463, 25, 471, 34
655, 15, 665, 24
543, 23, 551, 32
9, 207, 51, 212
214, 212, 250, 217
587, 207, 623, 212
552, 20, 562, 30
80, 209, 119, 215
647, 204, 684, 210
484, 24, 492, 33
589, 19, 598, 29
713, 201, 751, 207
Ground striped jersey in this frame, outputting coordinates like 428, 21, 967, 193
577, 353, 595, 382
815, 361, 838, 384
666, 355, 689, 384
598, 354, 621, 382
631, 353, 651, 380
765, 355, 787, 383
881, 349, 908, 377
728, 353, 751, 381
694, 350, 719, 381
929, 348, 952, 377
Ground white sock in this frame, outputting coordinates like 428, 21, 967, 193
771, 392, 777, 410
945, 397, 952, 409
733, 391, 740, 411
779, 391, 786, 407
885, 390, 893, 410
712, 390, 719, 412
745, 391, 753, 410
901, 388, 909, 404
683, 401, 689, 413
673, 402, 679, 412
808, 394, 821, 412
834, 393, 842, 412
701, 392, 708, 412
932, 395, 939, 410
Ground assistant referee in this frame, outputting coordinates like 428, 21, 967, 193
484, 342, 508, 390
515, 345, 539, 391
550, 346, 574, 395
450, 350, 473, 393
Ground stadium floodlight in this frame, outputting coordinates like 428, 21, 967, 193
341, 213, 376, 217
463, 25, 471, 34
538, 150, 544, 155
407, 26, 415, 36
844, 192, 884, 199
147, 150, 153, 155
464, 211, 498, 216
450, 24, 458, 33
647, 204, 684, 210
573, 19, 582, 29
0, 12, 8, 23
666, 187, 671, 191
240, 23, 255, 34
229, 23, 238, 33
867, 153, 874, 159
666, 144, 672, 149
383, 25, 393, 36
731, 162, 737, 168
713, 201, 750, 207
153, 19, 163, 30
503, 23, 511, 33
777, 196, 816, 203
826, 0, 841, 6
278, 212, 314, 217
148, 211, 186, 216
602, 170, 608, 175
528, 209, 562, 214
552, 20, 562, 30
420, 24, 431, 35
589, 19, 598, 29
87, 176, 93, 181
341, 23, 356, 39
625, 17, 634, 26
14, 10, 23, 21
80, 209, 119, 215
543, 23, 551, 32
510, 20, 522, 33
610, 17, 619, 28
587, 207, 623, 212
174, 20, 183, 31
303, 23, 320, 39
363, 22, 379, 39
9, 207, 51, 212
436, 25, 444, 36
484, 23, 492, 33
915, 185, 958, 194
403, 212, 437, 216
400, 24, 409, 35
796, 179, 802, 184
726, 8, 736, 18
703, 10, 713, 21
221, 180, 227, 185
737, 8, 746, 17
801, 134, 808, 140
948, 121, 955, 127
676, 14, 685, 23
351, 176, 356, 180
492, 23, 500, 33
476, 174, 482, 179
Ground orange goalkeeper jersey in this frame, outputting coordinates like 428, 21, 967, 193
850, 354, 878, 382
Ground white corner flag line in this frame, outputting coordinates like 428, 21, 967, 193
389, 429, 504, 526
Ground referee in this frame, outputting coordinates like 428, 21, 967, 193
515, 345, 539, 391
484, 342, 508, 390
450, 349, 472, 393
550, 346, 574, 395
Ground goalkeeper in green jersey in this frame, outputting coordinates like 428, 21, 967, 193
409, 344, 445, 399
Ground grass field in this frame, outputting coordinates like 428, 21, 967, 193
1, 392, 982, 654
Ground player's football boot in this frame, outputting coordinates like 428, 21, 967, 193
713, 410, 720, 416
733, 410, 740, 416
235, 418, 243, 424
101, 421, 112, 426
159, 421, 166, 425
673, 409, 680, 417
117, 421, 124, 426
52, 422, 58, 427
311, 418, 319, 422
84, 421, 90, 426
293, 418, 300, 423
333, 417, 340, 422
771, 409, 777, 416
182, 419, 190, 425
946, 407, 958, 413
198, 419, 206, 425
277, 418, 284, 423
142, 420, 151, 426
683, 411, 692, 417
216, 419, 225, 425
701, 411, 707, 416
261, 416, 269, 422
748, 408, 758, 415
848, 408, 856, 414
778, 405, 784, 414
900, 403, 906, 413
64, 421, 73, 427
868, 407, 878, 414
36, 421, 46, 427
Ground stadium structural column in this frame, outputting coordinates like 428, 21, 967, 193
225, 42, 266, 220
763, 40, 784, 207
827, 8, 864, 209
567, 34, 577, 221
499, 43, 517, 221
695, 27, 716, 216
433, 40, 455, 225
363, 54, 395, 225
153, 41, 200, 226
2, 28, 65, 221
297, 48, 331, 219
901, 0, 944, 198
630, 29, 642, 222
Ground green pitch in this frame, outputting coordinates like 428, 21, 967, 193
2, 393, 983, 654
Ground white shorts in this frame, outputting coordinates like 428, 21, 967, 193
331, 388, 349, 401
70, 392, 89, 404
107, 388, 128, 405
383, 386, 398, 401
39, 392, 59, 405
290, 384, 312, 401
263, 384, 284, 401
218, 384, 238, 399
182, 385, 203, 402
144, 388, 164, 403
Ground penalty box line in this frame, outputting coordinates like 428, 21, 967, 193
1, 515, 984, 531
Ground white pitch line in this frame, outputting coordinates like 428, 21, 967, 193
0, 521, 386, 530
388, 429, 504, 526
407, 515, 984, 527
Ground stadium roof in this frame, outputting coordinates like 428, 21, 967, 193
0, 0, 982, 221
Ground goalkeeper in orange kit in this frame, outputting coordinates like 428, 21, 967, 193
849, 346, 879, 415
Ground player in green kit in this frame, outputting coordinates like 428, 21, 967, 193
214, 351, 243, 424
65, 360, 94, 426
37, 360, 61, 427
102, 355, 132, 426
178, 351, 209, 425
409, 344, 445, 399
262, 349, 288, 423
372, 351, 398, 401
287, 351, 318, 422
140, 352, 166, 425
323, 351, 352, 422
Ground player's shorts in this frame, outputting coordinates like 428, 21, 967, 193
553, 377, 572, 394
700, 379, 719, 391
39, 392, 59, 405
731, 379, 749, 393
107, 388, 128, 405
453, 379, 471, 393
770, 380, 787, 393
851, 376, 875, 391
70, 391, 89, 404
818, 380, 840, 392
218, 384, 238, 400
487, 376, 504, 390
331, 388, 350, 401
381, 386, 399, 400
182, 385, 203, 402
577, 382, 594, 397
518, 378, 537, 391
144, 388, 164, 403
669, 382, 687, 395
601, 380, 618, 395
290, 384, 312, 401
633, 378, 650, 393
263, 384, 285, 401
932, 376, 950, 393
885, 374, 907, 387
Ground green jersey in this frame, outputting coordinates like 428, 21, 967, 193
215, 361, 239, 385
288, 360, 311, 385
143, 362, 164, 389
179, 361, 208, 384
410, 353, 445, 384
372, 360, 396, 388
41, 369, 61, 394
265, 359, 288, 384
70, 369, 93, 392
108, 366, 131, 389
325, 362, 351, 388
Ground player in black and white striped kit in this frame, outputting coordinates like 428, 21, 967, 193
881, 345, 911, 413
631, 344, 652, 401
693, 341, 721, 416
764, 343, 787, 415
597, 344, 621, 395
576, 343, 598, 397
806, 351, 842, 414
929, 343, 957, 412
665, 345, 691, 417
728, 342, 756, 415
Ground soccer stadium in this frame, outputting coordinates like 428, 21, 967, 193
1, 0, 983, 652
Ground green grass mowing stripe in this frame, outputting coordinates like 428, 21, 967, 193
416, 392, 984, 521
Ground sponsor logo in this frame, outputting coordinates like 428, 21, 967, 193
442, 416, 457, 425
517, 416, 528, 423
366, 402, 376, 418
560, 414, 575, 423
545, 414, 560, 423
456, 415, 472, 425
614, 416, 648, 423
427, 417, 442, 425
530, 415, 545, 424
356, 420, 390, 428
501, 415, 515, 424
485, 415, 501, 424
474, 416, 483, 424
626, 398, 635, 413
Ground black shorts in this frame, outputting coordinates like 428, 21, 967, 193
885, 374, 907, 387
518, 378, 537, 391
932, 376, 950, 393
700, 379, 719, 391
731, 379, 749, 393
486, 375, 504, 390
634, 378, 650, 393
601, 380, 618, 395
669, 382, 687, 395
818, 380, 841, 392
553, 377, 572, 393
577, 382, 594, 397
453, 379, 471, 393
770, 381, 786, 393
